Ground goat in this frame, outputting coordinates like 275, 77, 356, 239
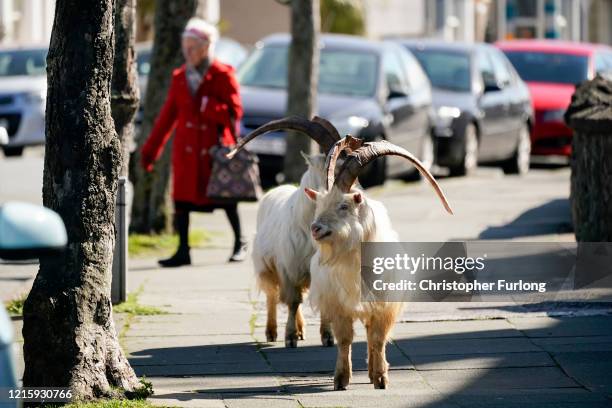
227, 116, 341, 348
304, 137, 453, 389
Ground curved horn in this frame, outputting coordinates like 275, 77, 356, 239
335, 141, 454, 215
324, 135, 364, 191
226, 116, 340, 159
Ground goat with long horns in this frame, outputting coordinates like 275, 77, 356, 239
227, 116, 343, 348
304, 137, 452, 390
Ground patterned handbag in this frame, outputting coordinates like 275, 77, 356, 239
206, 143, 263, 202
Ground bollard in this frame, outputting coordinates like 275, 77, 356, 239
565, 75, 612, 242
112, 177, 129, 304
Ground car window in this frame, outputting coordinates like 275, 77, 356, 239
0, 49, 47, 77
398, 49, 430, 92
476, 49, 496, 89
410, 48, 471, 92
595, 51, 612, 78
489, 49, 513, 87
238, 45, 379, 97
382, 49, 409, 94
503, 51, 589, 84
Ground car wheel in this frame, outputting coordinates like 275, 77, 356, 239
360, 135, 386, 188
449, 123, 478, 177
503, 124, 531, 175
404, 131, 434, 182
2, 146, 24, 157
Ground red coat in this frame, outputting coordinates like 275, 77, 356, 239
141, 60, 243, 205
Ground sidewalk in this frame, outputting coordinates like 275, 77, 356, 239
6, 167, 612, 407
110, 238, 611, 408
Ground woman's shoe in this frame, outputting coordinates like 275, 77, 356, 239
159, 246, 191, 267
228, 241, 247, 262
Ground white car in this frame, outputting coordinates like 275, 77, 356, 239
0, 202, 67, 408
0, 47, 47, 157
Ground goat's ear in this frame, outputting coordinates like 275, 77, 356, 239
300, 151, 312, 166
353, 192, 363, 204
304, 188, 319, 201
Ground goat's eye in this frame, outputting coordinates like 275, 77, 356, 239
339, 203, 349, 211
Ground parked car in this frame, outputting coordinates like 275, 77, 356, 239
135, 37, 248, 117
399, 39, 533, 176
0, 202, 68, 408
497, 40, 612, 158
237, 33, 434, 187
0, 46, 47, 157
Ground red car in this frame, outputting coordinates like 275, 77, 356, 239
497, 40, 612, 158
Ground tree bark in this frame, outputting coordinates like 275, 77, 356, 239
130, 1, 205, 233
22, 0, 140, 399
112, 0, 139, 177
565, 75, 612, 242
283, 0, 320, 183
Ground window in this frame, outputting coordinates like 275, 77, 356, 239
489, 49, 513, 87
238, 45, 379, 97
0, 49, 47, 77
476, 49, 496, 89
411, 48, 471, 92
401, 50, 430, 92
503, 51, 589, 84
382, 49, 409, 95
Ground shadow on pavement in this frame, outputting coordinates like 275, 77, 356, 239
479, 198, 573, 239
131, 315, 612, 407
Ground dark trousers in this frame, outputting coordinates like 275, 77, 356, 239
173, 201, 242, 251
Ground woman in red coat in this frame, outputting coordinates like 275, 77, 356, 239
141, 18, 246, 266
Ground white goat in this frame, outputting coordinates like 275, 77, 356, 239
304, 137, 453, 390
228, 116, 341, 347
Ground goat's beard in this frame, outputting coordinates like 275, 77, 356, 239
317, 221, 364, 266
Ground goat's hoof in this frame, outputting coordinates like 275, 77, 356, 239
373, 374, 388, 389
285, 336, 298, 348
334, 372, 350, 391
321, 332, 334, 347
265, 329, 277, 342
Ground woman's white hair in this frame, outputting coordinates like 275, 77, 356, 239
182, 18, 219, 54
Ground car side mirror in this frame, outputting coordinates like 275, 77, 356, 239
483, 82, 502, 93
0, 127, 8, 146
0, 202, 67, 260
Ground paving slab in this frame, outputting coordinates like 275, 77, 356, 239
443, 387, 611, 408
508, 316, 612, 337
410, 351, 555, 370
420, 366, 580, 391
394, 336, 541, 356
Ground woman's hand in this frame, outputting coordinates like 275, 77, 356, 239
140, 146, 156, 172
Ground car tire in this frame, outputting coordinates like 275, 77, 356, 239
360, 135, 386, 188
502, 124, 531, 175
404, 131, 435, 182
2, 146, 24, 157
449, 123, 478, 177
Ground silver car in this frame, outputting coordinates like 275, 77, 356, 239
0, 47, 47, 157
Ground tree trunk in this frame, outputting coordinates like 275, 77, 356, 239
22, 0, 141, 399
130, 1, 205, 233
283, 0, 320, 183
565, 75, 612, 242
112, 0, 139, 177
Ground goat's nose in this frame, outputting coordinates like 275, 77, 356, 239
311, 223, 321, 234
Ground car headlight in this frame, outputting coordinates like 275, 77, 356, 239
435, 106, 461, 129
331, 115, 369, 137
541, 109, 566, 123
22, 90, 46, 105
